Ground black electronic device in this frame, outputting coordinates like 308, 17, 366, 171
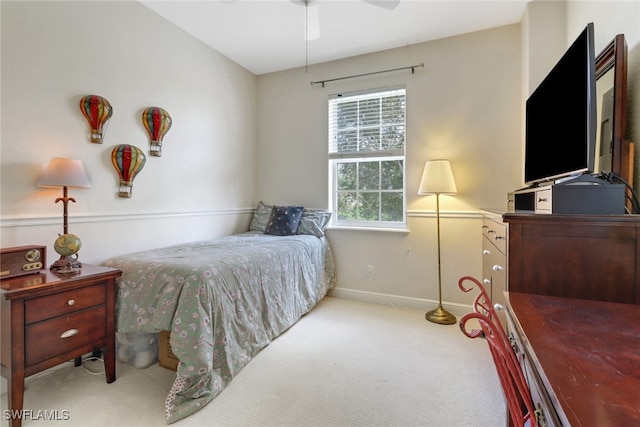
524, 23, 597, 186
510, 175, 625, 214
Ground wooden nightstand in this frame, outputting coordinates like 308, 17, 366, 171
1, 264, 121, 427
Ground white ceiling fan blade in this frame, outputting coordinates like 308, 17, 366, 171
362, 0, 400, 11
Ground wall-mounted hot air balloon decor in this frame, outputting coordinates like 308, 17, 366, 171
111, 144, 146, 198
79, 95, 113, 143
142, 107, 172, 156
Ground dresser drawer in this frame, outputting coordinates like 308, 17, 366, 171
482, 217, 507, 255
24, 305, 106, 367
24, 282, 106, 324
523, 353, 561, 427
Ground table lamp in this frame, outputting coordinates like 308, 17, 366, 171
38, 157, 91, 272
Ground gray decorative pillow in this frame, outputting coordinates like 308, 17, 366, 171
264, 206, 304, 236
249, 201, 273, 232
297, 218, 324, 237
297, 209, 332, 237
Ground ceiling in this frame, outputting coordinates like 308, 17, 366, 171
140, 0, 531, 75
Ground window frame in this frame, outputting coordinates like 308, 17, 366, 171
328, 85, 407, 230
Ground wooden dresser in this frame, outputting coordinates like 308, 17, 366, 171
505, 292, 640, 427
481, 211, 508, 326
1, 265, 121, 427
504, 213, 640, 304
480, 212, 640, 426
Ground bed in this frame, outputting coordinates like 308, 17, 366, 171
102, 203, 335, 423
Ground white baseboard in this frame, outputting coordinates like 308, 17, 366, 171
327, 287, 471, 319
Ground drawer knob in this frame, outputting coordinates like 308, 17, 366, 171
492, 265, 503, 271
534, 404, 548, 427
60, 329, 79, 339
482, 249, 491, 255
67, 299, 75, 306
538, 197, 548, 202
483, 279, 491, 285
508, 333, 519, 354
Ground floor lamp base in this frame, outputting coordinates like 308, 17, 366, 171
425, 305, 457, 325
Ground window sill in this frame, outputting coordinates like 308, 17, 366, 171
326, 226, 410, 233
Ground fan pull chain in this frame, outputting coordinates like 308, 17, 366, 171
305, 1, 309, 73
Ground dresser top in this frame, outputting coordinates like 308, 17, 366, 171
506, 292, 640, 427
503, 211, 640, 224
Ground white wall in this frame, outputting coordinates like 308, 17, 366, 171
256, 25, 523, 311
256, 0, 640, 312
1, 1, 258, 263
2, 1, 639, 314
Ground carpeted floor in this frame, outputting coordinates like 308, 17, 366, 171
4, 297, 505, 426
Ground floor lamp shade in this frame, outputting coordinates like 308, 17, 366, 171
418, 159, 457, 325
418, 159, 457, 195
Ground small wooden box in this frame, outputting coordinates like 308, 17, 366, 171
158, 331, 179, 371
1, 245, 46, 280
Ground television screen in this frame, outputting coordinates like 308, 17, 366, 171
524, 23, 596, 186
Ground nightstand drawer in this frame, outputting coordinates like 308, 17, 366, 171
25, 305, 106, 367
24, 282, 106, 324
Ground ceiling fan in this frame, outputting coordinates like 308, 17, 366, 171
361, 1, 401, 11
292, 0, 400, 41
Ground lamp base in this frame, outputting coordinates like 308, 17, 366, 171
425, 305, 457, 325
50, 255, 82, 274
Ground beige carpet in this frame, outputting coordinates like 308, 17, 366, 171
6, 297, 505, 427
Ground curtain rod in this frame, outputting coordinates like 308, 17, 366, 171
310, 63, 424, 87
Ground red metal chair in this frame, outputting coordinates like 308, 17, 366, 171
458, 276, 538, 427
458, 275, 505, 331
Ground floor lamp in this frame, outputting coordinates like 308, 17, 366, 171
418, 159, 457, 325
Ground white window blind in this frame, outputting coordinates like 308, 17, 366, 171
328, 86, 407, 228
329, 86, 406, 159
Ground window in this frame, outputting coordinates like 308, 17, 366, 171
328, 86, 406, 229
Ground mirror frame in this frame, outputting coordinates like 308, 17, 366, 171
595, 34, 629, 182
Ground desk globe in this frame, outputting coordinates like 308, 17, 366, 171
52, 233, 82, 273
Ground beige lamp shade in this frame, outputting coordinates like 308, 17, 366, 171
418, 159, 457, 195
38, 158, 91, 188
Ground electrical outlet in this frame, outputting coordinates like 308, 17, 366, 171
367, 266, 374, 277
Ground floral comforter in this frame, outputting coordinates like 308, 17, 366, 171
103, 232, 335, 423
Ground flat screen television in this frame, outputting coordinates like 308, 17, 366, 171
524, 23, 597, 186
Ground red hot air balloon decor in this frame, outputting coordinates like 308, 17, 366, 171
111, 144, 146, 198
79, 95, 113, 143
142, 107, 172, 156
